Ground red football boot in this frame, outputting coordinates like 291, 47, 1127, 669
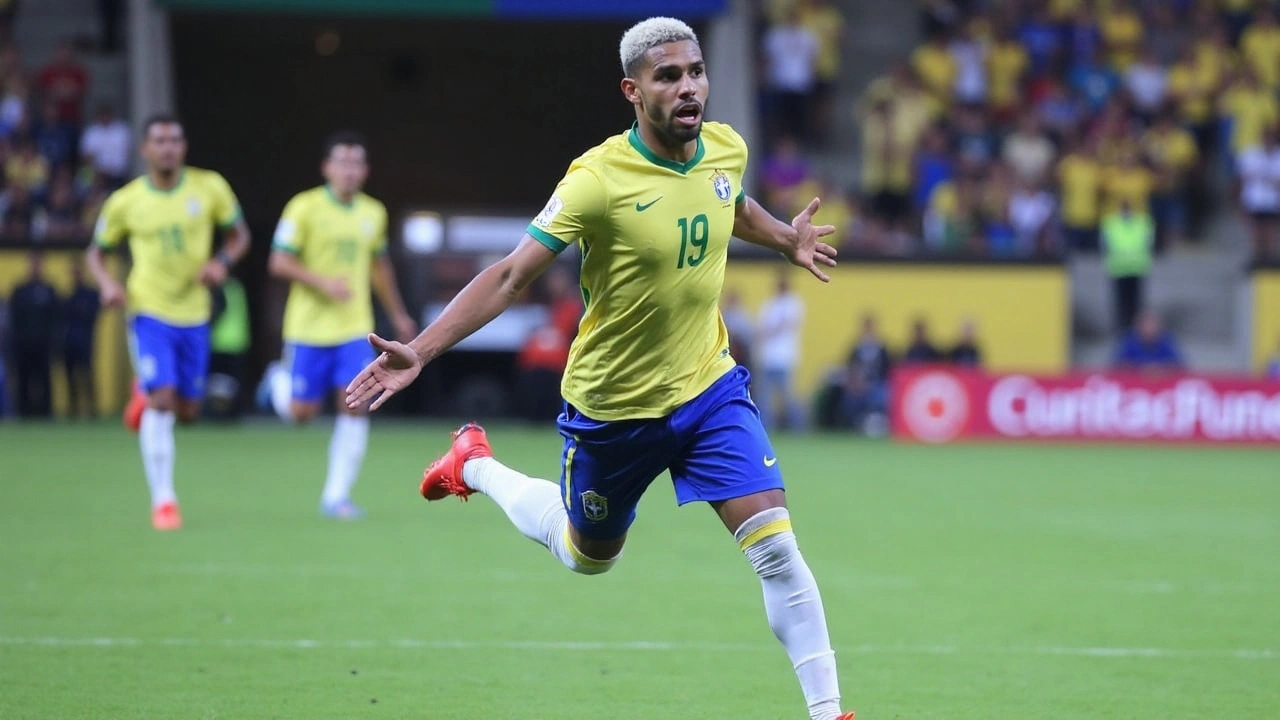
123, 380, 147, 432
419, 422, 494, 501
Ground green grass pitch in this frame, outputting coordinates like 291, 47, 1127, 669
1, 420, 1277, 719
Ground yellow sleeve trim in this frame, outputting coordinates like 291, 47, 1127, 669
738, 518, 793, 550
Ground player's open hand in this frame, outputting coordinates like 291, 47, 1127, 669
788, 197, 838, 283
345, 333, 423, 411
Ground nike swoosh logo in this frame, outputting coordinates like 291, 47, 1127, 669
764, 456, 778, 467
635, 197, 662, 212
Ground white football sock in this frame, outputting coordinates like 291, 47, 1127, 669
321, 414, 369, 506
463, 457, 617, 574
270, 364, 294, 421
139, 408, 176, 508
737, 508, 842, 720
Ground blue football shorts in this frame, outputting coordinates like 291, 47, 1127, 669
128, 314, 210, 399
284, 338, 375, 403
557, 365, 785, 540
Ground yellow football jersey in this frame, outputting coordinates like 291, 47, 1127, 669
94, 167, 242, 326
526, 121, 747, 421
272, 186, 388, 346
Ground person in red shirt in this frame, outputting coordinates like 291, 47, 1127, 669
38, 41, 88, 127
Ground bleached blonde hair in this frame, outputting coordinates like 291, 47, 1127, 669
619, 17, 699, 76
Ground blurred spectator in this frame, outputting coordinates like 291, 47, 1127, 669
947, 317, 982, 366
912, 121, 954, 214
761, 135, 812, 217
1009, 175, 1057, 256
1124, 45, 1168, 121
1220, 0, 1257, 46
1100, 0, 1145, 71
62, 260, 99, 419
1017, 5, 1061, 78
33, 100, 78, 170
1, 181, 36, 237
1113, 309, 1184, 373
720, 288, 754, 369
1063, 4, 1103, 71
1219, 66, 1278, 167
819, 313, 891, 433
949, 17, 988, 107
1056, 133, 1103, 252
36, 41, 88, 128
206, 276, 249, 421
6, 136, 49, 193
544, 264, 583, 347
1102, 197, 1154, 332
79, 102, 131, 186
42, 172, 82, 242
1069, 45, 1122, 114
7, 251, 58, 418
1239, 5, 1280, 93
1142, 112, 1198, 251
754, 271, 805, 431
985, 19, 1029, 126
1145, 3, 1187, 65
1102, 147, 1155, 217
1002, 112, 1056, 185
1036, 78, 1087, 141
860, 96, 916, 246
0, 73, 26, 138
1237, 124, 1280, 261
798, 0, 846, 144
1166, 43, 1219, 153
516, 325, 569, 422
912, 29, 957, 108
903, 317, 943, 364
951, 105, 999, 166
761, 7, 819, 143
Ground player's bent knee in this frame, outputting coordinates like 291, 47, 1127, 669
735, 507, 798, 578
290, 402, 320, 423
176, 402, 202, 424
557, 526, 620, 575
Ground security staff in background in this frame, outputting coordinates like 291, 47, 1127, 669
8, 251, 60, 418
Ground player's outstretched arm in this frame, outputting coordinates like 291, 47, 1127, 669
733, 195, 838, 282
345, 235, 559, 410
85, 242, 125, 307
370, 254, 417, 342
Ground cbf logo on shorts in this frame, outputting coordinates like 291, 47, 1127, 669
900, 370, 971, 443
580, 491, 608, 522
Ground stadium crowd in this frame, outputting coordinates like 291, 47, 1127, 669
755, 0, 1280, 261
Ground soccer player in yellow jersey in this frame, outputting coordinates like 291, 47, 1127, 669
345, 17, 853, 720
86, 114, 252, 531
267, 132, 416, 519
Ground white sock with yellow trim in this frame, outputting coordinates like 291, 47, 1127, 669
736, 507, 842, 720
463, 457, 617, 575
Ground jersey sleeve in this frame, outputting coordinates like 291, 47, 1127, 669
726, 126, 749, 204
272, 195, 309, 255
525, 168, 607, 253
209, 172, 244, 230
92, 190, 128, 249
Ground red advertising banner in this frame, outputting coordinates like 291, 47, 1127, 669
891, 366, 1280, 444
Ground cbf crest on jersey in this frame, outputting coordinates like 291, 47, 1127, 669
186, 197, 202, 217
580, 490, 608, 522
533, 195, 563, 229
710, 170, 732, 203
360, 218, 375, 239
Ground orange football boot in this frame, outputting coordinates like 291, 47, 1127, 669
151, 502, 182, 531
123, 380, 147, 432
419, 422, 493, 501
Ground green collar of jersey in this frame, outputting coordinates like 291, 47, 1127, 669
144, 168, 186, 194
627, 122, 705, 175
324, 184, 356, 209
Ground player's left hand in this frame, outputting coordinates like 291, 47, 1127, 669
198, 260, 228, 287
392, 312, 417, 344
788, 197, 838, 283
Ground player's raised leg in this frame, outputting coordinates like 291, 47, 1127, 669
421, 419, 665, 573
672, 367, 848, 720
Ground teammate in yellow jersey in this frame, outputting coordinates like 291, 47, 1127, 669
86, 114, 252, 531
266, 131, 416, 520
345, 17, 853, 720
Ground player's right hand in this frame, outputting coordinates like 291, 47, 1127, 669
345, 333, 422, 412
99, 281, 126, 308
322, 277, 352, 302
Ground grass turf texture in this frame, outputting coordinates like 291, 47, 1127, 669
1, 420, 1277, 719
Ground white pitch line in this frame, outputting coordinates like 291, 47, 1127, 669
0, 637, 1275, 660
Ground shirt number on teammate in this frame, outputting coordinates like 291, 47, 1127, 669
335, 238, 358, 265
158, 224, 185, 256
676, 214, 709, 269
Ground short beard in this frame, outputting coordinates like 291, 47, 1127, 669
642, 96, 701, 147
